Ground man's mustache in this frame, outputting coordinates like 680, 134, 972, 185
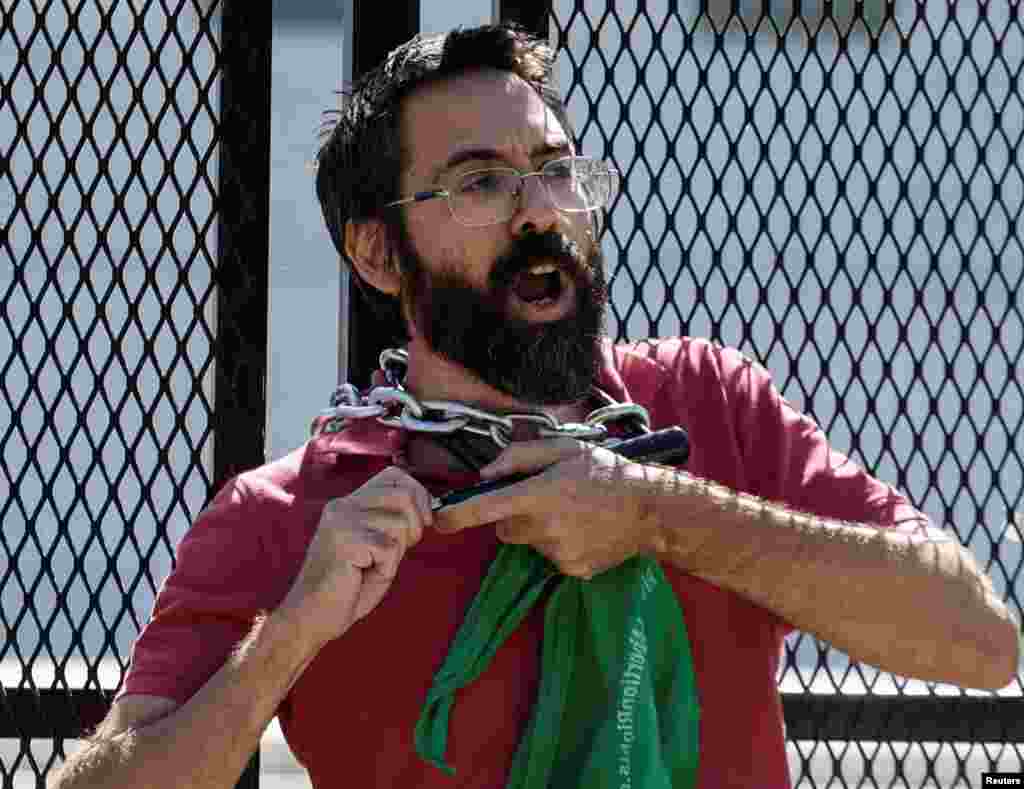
489, 232, 589, 290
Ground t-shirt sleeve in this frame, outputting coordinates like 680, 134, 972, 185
717, 342, 930, 533
117, 475, 279, 704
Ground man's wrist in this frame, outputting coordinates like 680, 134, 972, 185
263, 603, 330, 669
642, 466, 751, 575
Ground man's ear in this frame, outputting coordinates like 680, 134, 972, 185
344, 219, 401, 296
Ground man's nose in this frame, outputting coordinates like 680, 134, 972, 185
509, 173, 560, 236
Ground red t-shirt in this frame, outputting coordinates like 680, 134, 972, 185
120, 337, 926, 787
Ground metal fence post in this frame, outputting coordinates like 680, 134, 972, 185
213, 0, 274, 783
214, 0, 273, 492
344, 0, 421, 387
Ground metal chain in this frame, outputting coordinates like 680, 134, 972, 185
314, 348, 650, 449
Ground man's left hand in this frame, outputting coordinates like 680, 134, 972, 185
434, 438, 666, 578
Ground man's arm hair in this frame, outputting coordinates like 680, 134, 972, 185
49, 612, 316, 789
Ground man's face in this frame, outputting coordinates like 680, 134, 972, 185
393, 68, 609, 405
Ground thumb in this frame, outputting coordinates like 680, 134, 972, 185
479, 437, 588, 479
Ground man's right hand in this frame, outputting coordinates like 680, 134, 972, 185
49, 467, 432, 789
277, 465, 432, 649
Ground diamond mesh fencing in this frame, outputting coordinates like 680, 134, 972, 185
3, 0, 1022, 784
0, 1, 268, 786
503, 0, 1023, 784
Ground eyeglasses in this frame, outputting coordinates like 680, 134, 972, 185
384, 155, 620, 228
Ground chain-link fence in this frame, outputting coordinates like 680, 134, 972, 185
4, 0, 1023, 785
0, 0, 269, 786
500, 0, 1023, 784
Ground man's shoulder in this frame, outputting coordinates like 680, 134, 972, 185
607, 336, 762, 386
192, 447, 306, 527
231, 433, 391, 504
204, 438, 352, 510
233, 444, 308, 500
189, 438, 387, 552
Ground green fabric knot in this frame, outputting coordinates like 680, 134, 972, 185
415, 543, 700, 788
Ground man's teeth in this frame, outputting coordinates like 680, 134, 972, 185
527, 263, 558, 275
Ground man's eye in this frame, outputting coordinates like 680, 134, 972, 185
545, 161, 575, 180
460, 172, 505, 193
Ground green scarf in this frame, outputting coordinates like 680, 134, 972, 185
415, 543, 700, 788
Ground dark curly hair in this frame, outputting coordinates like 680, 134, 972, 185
315, 23, 576, 341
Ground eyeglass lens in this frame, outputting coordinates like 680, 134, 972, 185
451, 158, 615, 226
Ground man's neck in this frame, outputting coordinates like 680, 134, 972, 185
401, 337, 591, 425
399, 337, 592, 473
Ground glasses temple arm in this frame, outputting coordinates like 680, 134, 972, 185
384, 189, 449, 208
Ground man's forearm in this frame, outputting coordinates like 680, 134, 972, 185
51, 611, 317, 789
644, 468, 1019, 690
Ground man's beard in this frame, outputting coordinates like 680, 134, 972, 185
397, 228, 609, 405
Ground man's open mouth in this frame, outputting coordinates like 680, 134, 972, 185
510, 262, 566, 306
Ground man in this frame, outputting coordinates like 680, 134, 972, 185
51, 23, 1017, 789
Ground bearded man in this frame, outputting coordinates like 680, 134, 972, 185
51, 23, 1018, 789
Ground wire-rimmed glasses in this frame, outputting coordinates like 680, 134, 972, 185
384, 155, 620, 228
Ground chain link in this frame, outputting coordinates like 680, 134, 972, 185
315, 348, 650, 449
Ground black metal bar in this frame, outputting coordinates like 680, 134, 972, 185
0, 690, 259, 787
212, 0, 274, 488
780, 694, 1024, 742
209, 3, 273, 786
0, 689, 113, 739
237, 752, 262, 789
345, 0, 420, 388
499, 0, 550, 37
4, 688, 1022, 743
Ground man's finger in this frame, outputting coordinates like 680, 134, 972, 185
494, 516, 536, 544
433, 485, 520, 533
353, 466, 435, 529
479, 437, 588, 479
